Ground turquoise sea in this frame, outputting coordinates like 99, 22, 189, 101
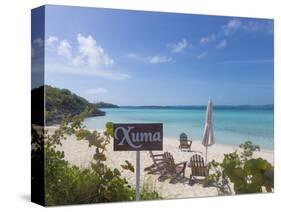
83, 106, 274, 150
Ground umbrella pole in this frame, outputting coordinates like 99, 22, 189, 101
205, 146, 208, 164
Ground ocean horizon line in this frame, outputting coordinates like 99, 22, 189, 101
115, 104, 274, 109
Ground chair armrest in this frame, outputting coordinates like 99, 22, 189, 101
176, 161, 187, 172
152, 153, 165, 157
175, 161, 187, 166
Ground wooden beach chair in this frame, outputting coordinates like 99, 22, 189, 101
163, 152, 187, 178
144, 151, 166, 175
189, 154, 209, 184
179, 133, 192, 152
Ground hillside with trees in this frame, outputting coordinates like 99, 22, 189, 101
32, 85, 115, 125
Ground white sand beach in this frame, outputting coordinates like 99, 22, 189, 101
48, 127, 274, 199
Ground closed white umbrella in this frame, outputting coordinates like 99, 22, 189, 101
202, 98, 215, 163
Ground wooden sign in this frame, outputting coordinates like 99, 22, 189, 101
113, 123, 163, 151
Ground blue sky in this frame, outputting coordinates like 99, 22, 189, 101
32, 5, 274, 105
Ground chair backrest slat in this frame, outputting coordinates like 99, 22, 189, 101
149, 151, 165, 172
179, 133, 192, 150
163, 152, 177, 173
190, 154, 205, 168
190, 154, 208, 177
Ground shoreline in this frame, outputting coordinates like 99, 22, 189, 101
46, 126, 274, 198
46, 125, 274, 153
164, 135, 274, 153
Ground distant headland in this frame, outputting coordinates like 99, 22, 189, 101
31, 85, 118, 125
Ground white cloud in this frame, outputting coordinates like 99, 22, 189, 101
200, 33, 216, 45
46, 62, 130, 80
197, 51, 208, 60
221, 59, 273, 64
145, 56, 173, 64
85, 87, 107, 94
223, 19, 242, 36
170, 39, 188, 53
46, 36, 59, 46
226, 19, 241, 29
56, 34, 115, 67
242, 20, 273, 33
57, 40, 72, 59
128, 53, 172, 64
95, 70, 129, 80
71, 55, 84, 66
32, 38, 44, 58
216, 40, 227, 49
33, 38, 43, 47
77, 34, 114, 67
127, 53, 141, 60
46, 34, 129, 80
223, 18, 273, 35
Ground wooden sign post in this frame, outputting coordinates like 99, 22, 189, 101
113, 123, 163, 201
136, 151, 140, 200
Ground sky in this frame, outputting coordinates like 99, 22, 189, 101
32, 5, 274, 106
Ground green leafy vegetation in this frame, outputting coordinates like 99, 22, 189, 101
140, 177, 162, 200
205, 141, 274, 195
45, 85, 105, 124
239, 141, 260, 161
32, 109, 162, 205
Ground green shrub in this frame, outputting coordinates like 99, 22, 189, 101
205, 141, 274, 195
141, 177, 162, 200
42, 110, 161, 205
